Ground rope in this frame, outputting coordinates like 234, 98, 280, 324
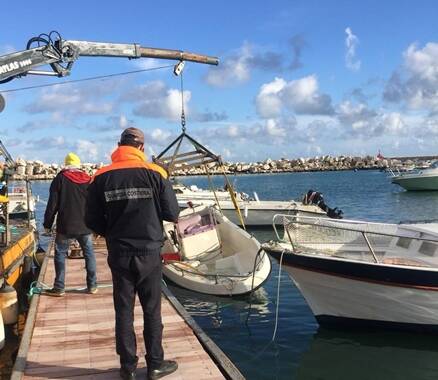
245, 249, 284, 342
0, 65, 174, 94
245, 247, 267, 325
220, 165, 246, 230
271, 250, 285, 341
205, 164, 223, 214
28, 282, 114, 298
27, 280, 51, 297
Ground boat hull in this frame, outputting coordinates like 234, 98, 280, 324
392, 174, 438, 191
162, 257, 271, 296
1, 229, 35, 286
179, 201, 325, 226
268, 248, 438, 331
162, 206, 272, 295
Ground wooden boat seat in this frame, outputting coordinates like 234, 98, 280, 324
381, 257, 431, 267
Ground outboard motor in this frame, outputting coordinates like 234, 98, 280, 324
303, 189, 343, 219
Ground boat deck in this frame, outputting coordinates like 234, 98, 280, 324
12, 237, 242, 380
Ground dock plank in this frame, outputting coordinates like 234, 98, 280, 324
19, 238, 228, 380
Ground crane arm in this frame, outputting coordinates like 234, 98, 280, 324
0, 140, 14, 167
0, 32, 219, 84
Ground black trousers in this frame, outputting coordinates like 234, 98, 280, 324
108, 249, 164, 372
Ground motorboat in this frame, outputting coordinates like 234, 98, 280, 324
161, 204, 271, 296
173, 184, 342, 226
390, 160, 438, 190
7, 184, 36, 224
263, 214, 438, 332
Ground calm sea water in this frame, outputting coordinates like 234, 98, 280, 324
31, 170, 438, 380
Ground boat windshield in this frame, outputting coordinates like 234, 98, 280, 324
430, 161, 438, 169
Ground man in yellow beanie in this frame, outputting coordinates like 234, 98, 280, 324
43, 152, 97, 296
64, 152, 81, 167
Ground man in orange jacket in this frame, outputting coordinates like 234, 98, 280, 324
86, 128, 179, 380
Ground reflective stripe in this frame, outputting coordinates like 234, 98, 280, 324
93, 160, 168, 180
104, 187, 152, 202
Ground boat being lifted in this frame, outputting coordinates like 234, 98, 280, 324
154, 123, 271, 295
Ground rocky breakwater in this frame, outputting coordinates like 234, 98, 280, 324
170, 155, 391, 176
8, 154, 436, 179
10, 158, 101, 181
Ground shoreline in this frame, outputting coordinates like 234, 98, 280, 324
13, 166, 384, 181
10, 154, 434, 181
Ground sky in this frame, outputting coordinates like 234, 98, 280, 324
1, 0, 438, 164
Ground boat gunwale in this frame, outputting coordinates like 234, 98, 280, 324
266, 247, 438, 290
10, 236, 52, 380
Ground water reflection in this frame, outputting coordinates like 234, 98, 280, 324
296, 328, 438, 380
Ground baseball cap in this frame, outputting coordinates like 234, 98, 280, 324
120, 127, 144, 145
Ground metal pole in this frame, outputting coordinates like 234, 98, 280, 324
4, 179, 9, 246
362, 232, 379, 263
138, 47, 218, 65
26, 178, 31, 228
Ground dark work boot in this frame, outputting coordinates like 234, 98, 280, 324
119, 367, 136, 380
147, 360, 178, 379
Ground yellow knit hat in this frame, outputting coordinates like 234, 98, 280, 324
64, 152, 81, 167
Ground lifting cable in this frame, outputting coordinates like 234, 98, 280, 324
178, 70, 186, 133
0, 65, 174, 94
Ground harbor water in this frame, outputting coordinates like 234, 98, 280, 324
31, 170, 438, 380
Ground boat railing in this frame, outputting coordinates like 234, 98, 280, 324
387, 167, 399, 177
271, 214, 438, 264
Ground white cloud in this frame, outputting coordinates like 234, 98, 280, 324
337, 101, 407, 137
25, 84, 115, 116
133, 58, 162, 70
256, 78, 286, 118
122, 80, 190, 121
76, 140, 98, 161
148, 128, 172, 143
256, 75, 334, 117
205, 44, 252, 87
384, 42, 438, 112
345, 27, 361, 72
119, 115, 129, 129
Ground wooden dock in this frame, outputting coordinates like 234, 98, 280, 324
11, 237, 244, 380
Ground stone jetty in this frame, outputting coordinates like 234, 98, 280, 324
9, 155, 438, 180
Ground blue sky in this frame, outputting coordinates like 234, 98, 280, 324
1, 0, 438, 163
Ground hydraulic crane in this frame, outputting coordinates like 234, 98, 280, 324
0, 31, 219, 111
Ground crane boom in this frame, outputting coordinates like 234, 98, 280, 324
0, 140, 14, 167
0, 33, 219, 84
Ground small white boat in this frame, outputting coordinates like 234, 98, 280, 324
4, 184, 37, 230
174, 184, 340, 226
7, 185, 36, 218
161, 205, 271, 296
390, 161, 438, 190
263, 214, 438, 332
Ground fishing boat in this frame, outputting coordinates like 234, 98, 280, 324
0, 225, 36, 350
161, 204, 271, 296
174, 183, 341, 226
7, 184, 37, 227
390, 160, 438, 190
0, 141, 38, 349
263, 214, 438, 332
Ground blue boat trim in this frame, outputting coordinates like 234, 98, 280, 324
266, 248, 438, 290
316, 315, 438, 333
